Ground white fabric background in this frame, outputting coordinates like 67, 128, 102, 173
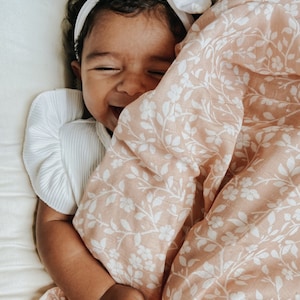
0, 1, 68, 298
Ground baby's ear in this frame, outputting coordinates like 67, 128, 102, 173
71, 60, 81, 79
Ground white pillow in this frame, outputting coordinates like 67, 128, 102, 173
0, 0, 68, 298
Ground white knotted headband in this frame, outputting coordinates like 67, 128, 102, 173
74, 0, 212, 46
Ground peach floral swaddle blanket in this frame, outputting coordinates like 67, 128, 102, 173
73, 1, 300, 299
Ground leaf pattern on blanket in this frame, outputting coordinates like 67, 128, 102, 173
73, 1, 300, 299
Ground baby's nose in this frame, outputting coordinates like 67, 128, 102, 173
117, 72, 147, 97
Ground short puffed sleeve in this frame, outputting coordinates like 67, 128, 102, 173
23, 88, 105, 214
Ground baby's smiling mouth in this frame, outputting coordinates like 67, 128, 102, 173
111, 106, 124, 119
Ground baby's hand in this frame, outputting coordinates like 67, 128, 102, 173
100, 284, 145, 300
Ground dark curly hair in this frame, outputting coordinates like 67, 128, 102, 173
63, 0, 188, 85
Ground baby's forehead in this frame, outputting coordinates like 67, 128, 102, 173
84, 11, 177, 51
92, 5, 170, 22
89, 9, 171, 35
88, 6, 183, 44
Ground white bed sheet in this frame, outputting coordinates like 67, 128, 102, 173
0, 1, 68, 298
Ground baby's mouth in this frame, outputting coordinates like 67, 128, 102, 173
111, 106, 124, 119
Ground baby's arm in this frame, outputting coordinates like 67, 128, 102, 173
36, 200, 114, 299
36, 200, 144, 300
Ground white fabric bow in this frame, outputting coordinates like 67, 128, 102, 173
169, 0, 212, 13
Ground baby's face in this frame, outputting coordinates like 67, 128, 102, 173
77, 9, 177, 132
